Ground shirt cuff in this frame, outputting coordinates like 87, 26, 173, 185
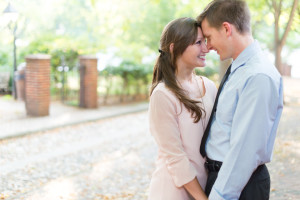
209, 187, 226, 200
166, 156, 197, 187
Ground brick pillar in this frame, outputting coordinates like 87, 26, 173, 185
25, 54, 51, 116
79, 55, 98, 108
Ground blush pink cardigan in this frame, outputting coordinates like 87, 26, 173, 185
148, 76, 217, 200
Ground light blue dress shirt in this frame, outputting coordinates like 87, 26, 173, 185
206, 40, 283, 200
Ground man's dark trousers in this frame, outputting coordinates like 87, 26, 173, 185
205, 164, 270, 200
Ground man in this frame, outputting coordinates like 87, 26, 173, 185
197, 0, 283, 200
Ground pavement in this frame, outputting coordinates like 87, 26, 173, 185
0, 76, 299, 200
0, 98, 149, 140
0, 111, 154, 200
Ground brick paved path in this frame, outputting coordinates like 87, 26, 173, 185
1, 76, 300, 200
268, 105, 300, 200
0, 113, 155, 200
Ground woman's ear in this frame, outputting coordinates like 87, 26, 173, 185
169, 43, 174, 53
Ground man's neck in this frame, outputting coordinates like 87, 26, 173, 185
232, 34, 254, 60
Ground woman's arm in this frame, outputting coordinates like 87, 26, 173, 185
184, 177, 208, 200
150, 88, 207, 199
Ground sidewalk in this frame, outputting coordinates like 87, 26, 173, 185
0, 77, 299, 200
1, 76, 299, 141
0, 98, 149, 140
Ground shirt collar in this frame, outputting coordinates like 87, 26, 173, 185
231, 40, 261, 73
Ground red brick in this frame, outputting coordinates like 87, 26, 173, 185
25, 54, 51, 116
79, 56, 98, 108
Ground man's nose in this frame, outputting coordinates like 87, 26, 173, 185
202, 43, 209, 53
206, 42, 213, 50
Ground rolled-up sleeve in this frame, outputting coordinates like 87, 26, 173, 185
149, 89, 197, 187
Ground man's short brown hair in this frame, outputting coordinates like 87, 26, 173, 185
197, 0, 251, 34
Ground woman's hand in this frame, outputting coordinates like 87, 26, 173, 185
184, 177, 208, 200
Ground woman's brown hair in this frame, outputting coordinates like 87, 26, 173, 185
150, 17, 205, 123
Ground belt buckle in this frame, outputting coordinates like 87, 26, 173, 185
204, 161, 208, 170
205, 162, 214, 172
214, 162, 220, 171
205, 160, 221, 172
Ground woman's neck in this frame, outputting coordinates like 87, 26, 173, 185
176, 65, 195, 84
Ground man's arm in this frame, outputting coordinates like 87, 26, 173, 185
209, 74, 283, 200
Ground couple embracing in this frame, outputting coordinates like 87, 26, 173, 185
148, 0, 283, 200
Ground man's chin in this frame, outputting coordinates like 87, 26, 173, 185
219, 55, 230, 61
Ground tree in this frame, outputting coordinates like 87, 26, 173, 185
269, 0, 299, 74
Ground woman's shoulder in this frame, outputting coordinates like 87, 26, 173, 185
151, 82, 177, 101
200, 76, 216, 87
152, 82, 171, 95
200, 76, 217, 89
197, 75, 217, 97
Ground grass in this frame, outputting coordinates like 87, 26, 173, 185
0, 94, 13, 100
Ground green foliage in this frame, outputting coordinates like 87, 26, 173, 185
100, 60, 153, 98
0, 47, 12, 89
0, 49, 9, 68
1, 95, 13, 100
249, 0, 300, 53
195, 67, 217, 78
50, 49, 79, 70
1, 0, 299, 99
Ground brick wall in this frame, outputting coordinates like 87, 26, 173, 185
282, 63, 292, 77
79, 56, 98, 108
25, 54, 51, 116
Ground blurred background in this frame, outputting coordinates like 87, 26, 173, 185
0, 0, 299, 105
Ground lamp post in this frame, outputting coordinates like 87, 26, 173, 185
3, 2, 19, 99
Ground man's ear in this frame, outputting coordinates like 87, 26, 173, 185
169, 43, 174, 53
222, 22, 232, 37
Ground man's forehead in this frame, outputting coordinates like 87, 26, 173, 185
201, 29, 210, 38
201, 19, 210, 29
201, 19, 213, 37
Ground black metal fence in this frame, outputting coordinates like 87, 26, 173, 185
50, 63, 80, 106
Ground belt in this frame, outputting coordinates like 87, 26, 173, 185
205, 158, 265, 173
205, 158, 222, 172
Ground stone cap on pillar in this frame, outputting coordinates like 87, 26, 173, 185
79, 55, 98, 60
26, 54, 51, 60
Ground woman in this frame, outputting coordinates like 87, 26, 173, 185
148, 17, 217, 200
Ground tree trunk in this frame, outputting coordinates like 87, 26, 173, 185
272, 0, 298, 74
273, 0, 282, 73
274, 8, 282, 74
275, 45, 283, 74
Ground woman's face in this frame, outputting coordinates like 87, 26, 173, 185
177, 27, 209, 69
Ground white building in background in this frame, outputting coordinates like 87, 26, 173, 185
96, 47, 122, 71
288, 49, 300, 78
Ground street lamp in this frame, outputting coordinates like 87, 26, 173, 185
3, 2, 19, 99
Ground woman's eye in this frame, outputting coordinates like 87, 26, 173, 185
196, 40, 201, 45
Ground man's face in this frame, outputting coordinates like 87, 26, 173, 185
201, 18, 231, 61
